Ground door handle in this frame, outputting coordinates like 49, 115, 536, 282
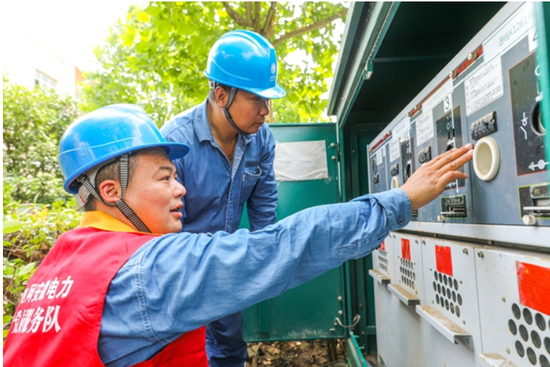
334, 314, 361, 329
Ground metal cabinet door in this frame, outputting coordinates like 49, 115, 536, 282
240, 123, 345, 342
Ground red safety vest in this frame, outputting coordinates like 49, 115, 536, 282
3, 227, 207, 366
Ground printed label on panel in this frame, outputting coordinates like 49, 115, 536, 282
416, 110, 434, 147
443, 94, 453, 113
390, 137, 400, 162
483, 2, 536, 64
464, 58, 504, 116
510, 52, 549, 176
423, 78, 453, 112
528, 27, 538, 52
392, 116, 410, 141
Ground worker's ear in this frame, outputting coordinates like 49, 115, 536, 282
215, 86, 228, 108
97, 180, 122, 204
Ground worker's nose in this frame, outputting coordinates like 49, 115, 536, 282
175, 181, 186, 198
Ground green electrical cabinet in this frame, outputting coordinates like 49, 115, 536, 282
238, 123, 376, 367
536, 2, 550, 167
241, 123, 350, 342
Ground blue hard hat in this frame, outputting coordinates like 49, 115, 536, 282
58, 104, 190, 194
204, 30, 286, 99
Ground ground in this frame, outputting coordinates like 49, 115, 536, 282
246, 340, 347, 366
245, 339, 376, 367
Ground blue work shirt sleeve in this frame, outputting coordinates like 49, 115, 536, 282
99, 188, 411, 366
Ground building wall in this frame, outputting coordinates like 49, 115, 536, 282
4, 33, 81, 99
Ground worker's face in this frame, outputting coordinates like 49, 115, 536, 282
124, 149, 186, 234
227, 89, 270, 134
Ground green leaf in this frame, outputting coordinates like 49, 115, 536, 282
78, 2, 346, 123
121, 28, 136, 47
16, 262, 36, 276
3, 316, 13, 325
3, 264, 15, 277
3, 221, 23, 234
136, 10, 150, 23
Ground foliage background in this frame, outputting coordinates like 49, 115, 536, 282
2, 78, 82, 341
80, 2, 347, 124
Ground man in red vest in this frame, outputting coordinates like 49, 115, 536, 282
3, 104, 473, 366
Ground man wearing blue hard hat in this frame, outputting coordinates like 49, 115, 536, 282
160, 30, 285, 366
3, 104, 473, 366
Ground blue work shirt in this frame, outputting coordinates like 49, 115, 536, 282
98, 189, 411, 366
160, 100, 278, 233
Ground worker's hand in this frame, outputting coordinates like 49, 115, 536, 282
400, 144, 474, 210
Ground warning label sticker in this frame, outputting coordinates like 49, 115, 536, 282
517, 261, 550, 316
401, 238, 411, 261
435, 245, 453, 276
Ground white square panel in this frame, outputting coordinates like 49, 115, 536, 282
420, 237, 483, 366
476, 247, 550, 367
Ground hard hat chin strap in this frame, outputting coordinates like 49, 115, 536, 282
77, 153, 151, 233
210, 82, 250, 136
113, 200, 151, 233
222, 106, 250, 136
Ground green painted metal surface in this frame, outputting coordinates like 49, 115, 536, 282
346, 332, 370, 367
341, 121, 387, 354
535, 2, 550, 183
328, 2, 396, 126
241, 123, 347, 342
327, 1, 369, 115
328, 2, 506, 129
339, 2, 401, 129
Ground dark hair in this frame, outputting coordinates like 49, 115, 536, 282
83, 153, 140, 211
207, 83, 232, 104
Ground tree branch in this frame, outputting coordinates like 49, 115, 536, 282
272, 8, 348, 47
245, 3, 252, 26
222, 2, 249, 28
253, 2, 261, 32
261, 2, 277, 40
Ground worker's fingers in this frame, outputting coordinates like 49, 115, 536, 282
421, 148, 456, 168
429, 144, 474, 170
438, 170, 469, 188
440, 147, 474, 174
425, 148, 457, 167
